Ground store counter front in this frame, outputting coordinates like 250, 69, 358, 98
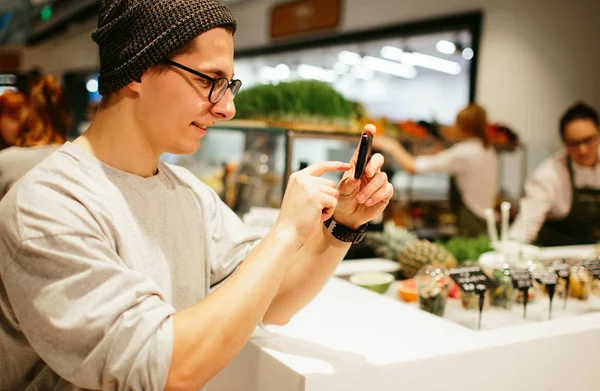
208, 246, 600, 391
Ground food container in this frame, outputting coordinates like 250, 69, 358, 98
568, 264, 591, 300
512, 257, 541, 304
416, 265, 449, 317
397, 279, 418, 302
461, 290, 490, 310
489, 268, 514, 309
349, 272, 395, 294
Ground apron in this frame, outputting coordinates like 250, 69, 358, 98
535, 158, 600, 246
449, 176, 488, 237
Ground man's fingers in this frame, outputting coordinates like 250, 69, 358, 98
317, 184, 340, 198
364, 182, 394, 207
364, 153, 384, 178
320, 194, 338, 221
356, 172, 388, 203
303, 161, 351, 177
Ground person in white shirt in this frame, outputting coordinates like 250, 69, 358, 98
511, 102, 600, 246
374, 104, 498, 237
0, 1, 393, 390
0, 75, 69, 198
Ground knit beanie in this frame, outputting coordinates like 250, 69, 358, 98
92, 0, 237, 96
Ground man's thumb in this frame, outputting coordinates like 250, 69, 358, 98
338, 176, 361, 198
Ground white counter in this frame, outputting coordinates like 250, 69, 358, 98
209, 248, 600, 391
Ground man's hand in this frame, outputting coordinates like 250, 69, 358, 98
334, 124, 394, 229
274, 161, 351, 246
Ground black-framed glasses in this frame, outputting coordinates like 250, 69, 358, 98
565, 134, 599, 149
163, 59, 242, 104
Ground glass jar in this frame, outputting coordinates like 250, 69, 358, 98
512, 257, 541, 304
591, 278, 600, 297
569, 264, 591, 301
489, 267, 514, 309
416, 265, 449, 317
461, 290, 489, 311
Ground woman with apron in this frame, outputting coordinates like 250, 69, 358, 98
374, 104, 498, 237
511, 102, 600, 246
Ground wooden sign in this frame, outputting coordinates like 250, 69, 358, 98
584, 259, 600, 280
271, 0, 341, 39
531, 269, 558, 286
448, 265, 493, 293
510, 268, 532, 290
550, 260, 570, 280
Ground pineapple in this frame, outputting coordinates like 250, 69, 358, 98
397, 240, 458, 279
365, 223, 457, 279
365, 222, 417, 261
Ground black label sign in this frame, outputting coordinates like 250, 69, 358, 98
510, 268, 533, 290
531, 269, 558, 286
584, 259, 600, 280
550, 261, 571, 280
448, 265, 494, 293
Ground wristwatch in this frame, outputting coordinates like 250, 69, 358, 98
323, 217, 368, 244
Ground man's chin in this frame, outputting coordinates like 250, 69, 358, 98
573, 156, 598, 167
168, 140, 202, 156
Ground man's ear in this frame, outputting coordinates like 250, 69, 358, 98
126, 75, 144, 95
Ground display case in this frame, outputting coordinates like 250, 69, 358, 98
168, 123, 527, 236
168, 124, 362, 217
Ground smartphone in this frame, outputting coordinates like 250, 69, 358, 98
354, 132, 373, 180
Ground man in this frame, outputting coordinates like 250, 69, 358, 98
0, 1, 393, 390
511, 102, 600, 246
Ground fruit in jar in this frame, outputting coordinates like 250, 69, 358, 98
398, 279, 418, 302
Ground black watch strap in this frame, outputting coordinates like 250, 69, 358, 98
323, 217, 368, 244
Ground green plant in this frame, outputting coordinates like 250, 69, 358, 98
234, 80, 354, 122
438, 236, 493, 264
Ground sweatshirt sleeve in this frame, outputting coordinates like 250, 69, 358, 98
3, 233, 176, 391
203, 186, 263, 289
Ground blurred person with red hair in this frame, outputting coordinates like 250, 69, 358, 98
0, 75, 69, 198
0, 90, 28, 150
374, 104, 498, 237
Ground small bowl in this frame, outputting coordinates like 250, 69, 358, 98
349, 272, 395, 294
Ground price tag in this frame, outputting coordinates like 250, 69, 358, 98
509, 268, 532, 290
448, 265, 494, 293
583, 259, 600, 280
531, 269, 558, 286
550, 260, 571, 280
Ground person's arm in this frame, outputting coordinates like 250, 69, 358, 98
1, 160, 350, 391
373, 135, 416, 173
373, 135, 468, 175
263, 125, 393, 325
261, 223, 350, 325
509, 164, 560, 242
166, 161, 353, 390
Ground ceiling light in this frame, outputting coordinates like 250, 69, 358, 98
351, 66, 374, 81
338, 50, 362, 65
275, 64, 290, 79
333, 62, 350, 74
362, 56, 417, 79
462, 48, 474, 60
297, 64, 339, 83
259, 66, 278, 81
381, 46, 462, 75
436, 40, 456, 55
380, 46, 404, 61
86, 79, 98, 93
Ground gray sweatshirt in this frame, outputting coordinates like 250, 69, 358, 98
0, 145, 59, 199
0, 142, 261, 390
